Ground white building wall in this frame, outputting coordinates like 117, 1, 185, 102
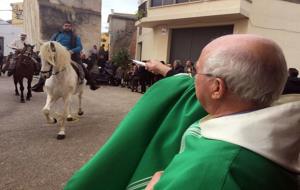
0, 21, 23, 56
243, 0, 300, 70
137, 28, 154, 60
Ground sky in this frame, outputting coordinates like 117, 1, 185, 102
0, 0, 138, 32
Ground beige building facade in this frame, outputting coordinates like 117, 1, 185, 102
136, 0, 300, 70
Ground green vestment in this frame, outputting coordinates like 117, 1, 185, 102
65, 74, 299, 190
65, 74, 207, 190
154, 122, 298, 190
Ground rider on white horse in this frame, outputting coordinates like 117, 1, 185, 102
32, 21, 99, 92
40, 41, 85, 139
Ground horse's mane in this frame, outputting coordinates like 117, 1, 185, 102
40, 41, 71, 70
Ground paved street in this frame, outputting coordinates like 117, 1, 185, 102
0, 76, 142, 190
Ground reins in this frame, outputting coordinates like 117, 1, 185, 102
52, 67, 66, 75
40, 64, 66, 76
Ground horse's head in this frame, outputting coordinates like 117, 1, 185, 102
39, 41, 71, 79
20, 43, 35, 57
15, 44, 36, 68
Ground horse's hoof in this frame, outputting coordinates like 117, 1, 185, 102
26, 98, 30, 101
78, 111, 84, 116
67, 117, 74, 122
56, 134, 65, 140
20, 99, 25, 103
53, 118, 57, 123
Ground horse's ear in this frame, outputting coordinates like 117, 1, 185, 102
50, 42, 56, 52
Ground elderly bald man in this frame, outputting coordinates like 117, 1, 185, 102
64, 34, 299, 190
145, 34, 299, 190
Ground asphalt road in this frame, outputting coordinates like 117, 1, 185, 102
0, 76, 142, 190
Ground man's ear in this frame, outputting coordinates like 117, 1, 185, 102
210, 78, 226, 99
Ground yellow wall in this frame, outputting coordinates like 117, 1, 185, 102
101, 32, 109, 51
11, 2, 24, 27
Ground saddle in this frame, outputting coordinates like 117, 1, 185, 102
71, 61, 85, 84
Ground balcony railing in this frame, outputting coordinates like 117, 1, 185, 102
150, 0, 217, 7
137, 1, 147, 19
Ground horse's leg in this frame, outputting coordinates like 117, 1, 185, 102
57, 95, 71, 140
65, 96, 74, 121
14, 76, 19, 96
77, 90, 84, 116
19, 78, 25, 103
26, 77, 32, 100
42, 95, 57, 124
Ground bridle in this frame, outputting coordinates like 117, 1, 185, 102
40, 62, 66, 77
40, 64, 53, 76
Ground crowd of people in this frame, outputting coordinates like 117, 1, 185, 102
0, 21, 299, 96
80, 49, 300, 96
80, 55, 197, 94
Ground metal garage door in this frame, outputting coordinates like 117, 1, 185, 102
169, 25, 233, 64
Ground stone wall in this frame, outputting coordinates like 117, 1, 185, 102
24, 0, 101, 51
109, 17, 137, 59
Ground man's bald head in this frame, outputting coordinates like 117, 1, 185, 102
203, 34, 284, 64
197, 34, 287, 107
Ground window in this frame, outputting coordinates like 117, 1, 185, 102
151, 0, 163, 7
176, 0, 188, 3
138, 1, 147, 19
163, 0, 174, 5
150, 0, 204, 7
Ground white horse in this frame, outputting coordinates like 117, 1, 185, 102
40, 41, 84, 140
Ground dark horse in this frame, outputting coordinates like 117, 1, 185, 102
13, 44, 36, 103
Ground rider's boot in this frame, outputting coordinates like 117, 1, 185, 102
89, 80, 99, 91
2, 63, 8, 74
33, 61, 40, 75
32, 77, 45, 92
81, 64, 99, 90
7, 68, 15, 77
